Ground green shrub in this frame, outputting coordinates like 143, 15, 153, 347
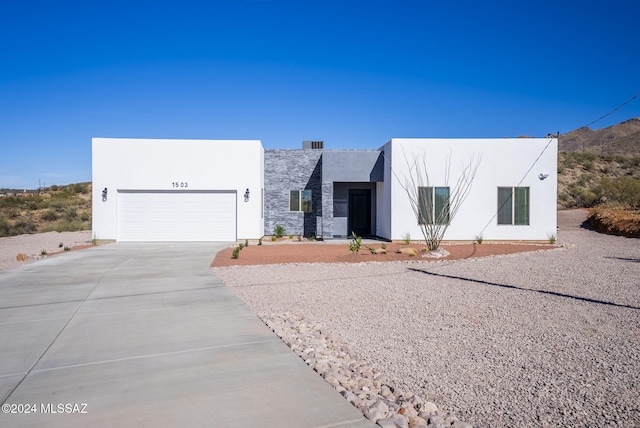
72, 183, 89, 194
349, 231, 362, 254
231, 244, 243, 259
64, 207, 78, 221
595, 177, 640, 209
273, 225, 285, 238
12, 219, 37, 235
402, 232, 411, 245
41, 220, 86, 233
0, 216, 10, 237
41, 209, 59, 221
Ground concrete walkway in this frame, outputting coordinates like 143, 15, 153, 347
0, 243, 372, 427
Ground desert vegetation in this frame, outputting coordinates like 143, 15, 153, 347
0, 183, 92, 238
557, 151, 640, 209
556, 151, 640, 237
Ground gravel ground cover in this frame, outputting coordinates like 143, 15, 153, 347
0, 230, 92, 272
214, 211, 640, 427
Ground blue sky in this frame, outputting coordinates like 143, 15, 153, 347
1, 0, 639, 189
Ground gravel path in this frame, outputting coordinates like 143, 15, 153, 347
0, 230, 92, 272
214, 210, 640, 427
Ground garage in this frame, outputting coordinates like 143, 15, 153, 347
117, 190, 236, 242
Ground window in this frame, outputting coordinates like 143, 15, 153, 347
289, 190, 312, 212
498, 187, 529, 225
418, 186, 450, 225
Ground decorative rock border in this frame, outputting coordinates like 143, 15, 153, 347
259, 312, 475, 428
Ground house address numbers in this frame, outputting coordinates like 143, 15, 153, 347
172, 182, 188, 188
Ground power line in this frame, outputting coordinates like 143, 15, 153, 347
581, 91, 640, 129
475, 136, 556, 238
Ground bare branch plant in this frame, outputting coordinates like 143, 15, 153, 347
396, 150, 481, 251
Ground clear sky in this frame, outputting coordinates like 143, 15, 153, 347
1, 0, 639, 189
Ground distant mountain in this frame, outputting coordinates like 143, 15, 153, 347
559, 117, 640, 155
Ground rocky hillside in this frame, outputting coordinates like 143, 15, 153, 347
557, 151, 640, 209
557, 117, 640, 237
559, 117, 640, 156
0, 183, 92, 237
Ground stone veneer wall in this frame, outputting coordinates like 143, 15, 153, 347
264, 149, 323, 237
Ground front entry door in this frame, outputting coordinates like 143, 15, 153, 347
349, 189, 371, 237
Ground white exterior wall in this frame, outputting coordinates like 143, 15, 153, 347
381, 138, 557, 241
92, 138, 264, 241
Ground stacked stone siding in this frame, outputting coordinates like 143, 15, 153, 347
264, 149, 323, 237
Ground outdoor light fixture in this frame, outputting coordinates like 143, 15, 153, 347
538, 173, 549, 180
244, 188, 250, 202
102, 187, 108, 202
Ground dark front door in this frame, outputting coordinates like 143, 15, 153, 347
349, 189, 371, 237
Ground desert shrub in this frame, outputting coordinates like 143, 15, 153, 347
41, 209, 59, 221
80, 212, 91, 222
4, 207, 20, 218
622, 156, 640, 169
0, 196, 20, 209
595, 177, 640, 209
231, 244, 243, 259
12, 219, 38, 235
72, 183, 89, 194
577, 173, 593, 187
47, 195, 83, 209
583, 159, 595, 172
40, 220, 86, 233
0, 216, 10, 237
49, 184, 59, 191
568, 183, 598, 207
273, 224, 285, 238
64, 207, 78, 221
349, 231, 362, 254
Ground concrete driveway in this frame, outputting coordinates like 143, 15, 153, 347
0, 243, 372, 427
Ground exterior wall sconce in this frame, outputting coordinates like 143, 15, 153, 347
538, 173, 549, 180
102, 187, 108, 202
244, 188, 250, 202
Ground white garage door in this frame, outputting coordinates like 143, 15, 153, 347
117, 191, 236, 242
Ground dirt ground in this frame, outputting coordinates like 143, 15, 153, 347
211, 240, 557, 267
586, 207, 640, 237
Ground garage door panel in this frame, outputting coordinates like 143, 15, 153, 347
117, 191, 236, 242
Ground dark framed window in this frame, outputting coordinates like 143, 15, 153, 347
498, 187, 529, 225
418, 186, 450, 225
289, 190, 312, 212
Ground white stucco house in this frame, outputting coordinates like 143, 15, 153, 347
92, 137, 557, 242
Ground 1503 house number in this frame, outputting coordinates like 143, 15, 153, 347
172, 182, 188, 188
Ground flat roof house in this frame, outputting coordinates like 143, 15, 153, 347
92, 137, 557, 242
